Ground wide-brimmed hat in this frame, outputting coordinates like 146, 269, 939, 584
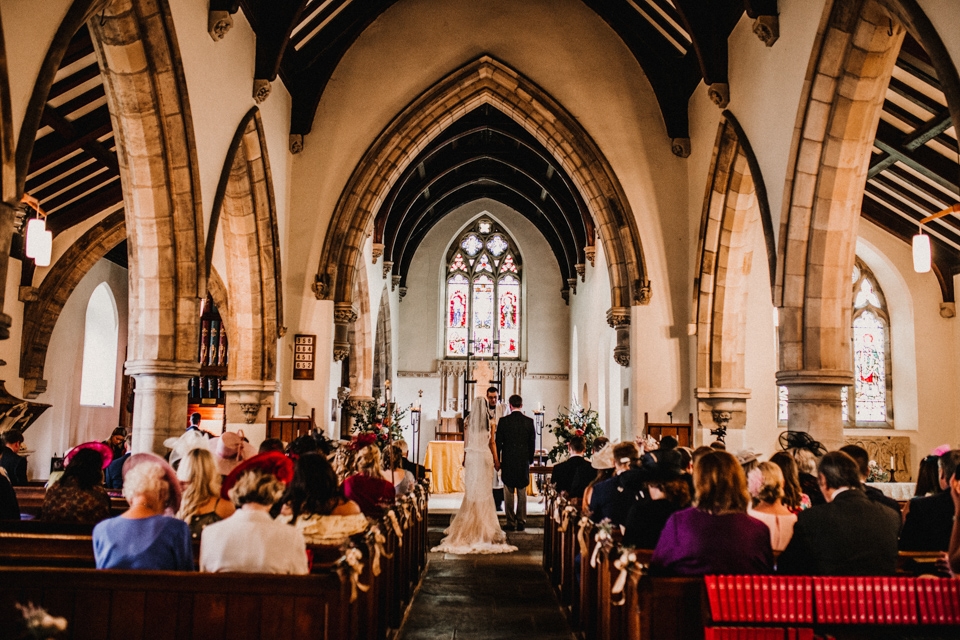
163, 429, 210, 468
591, 443, 616, 470
735, 449, 759, 466
64, 442, 113, 470
122, 452, 182, 512
208, 430, 257, 476
219, 451, 295, 500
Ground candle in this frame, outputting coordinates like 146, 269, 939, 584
889, 456, 895, 470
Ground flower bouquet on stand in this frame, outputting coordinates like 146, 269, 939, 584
546, 399, 604, 463
348, 399, 408, 450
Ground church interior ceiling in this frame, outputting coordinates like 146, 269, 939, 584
13, 1, 960, 300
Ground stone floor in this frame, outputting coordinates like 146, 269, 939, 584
397, 548, 577, 640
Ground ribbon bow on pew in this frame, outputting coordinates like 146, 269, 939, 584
339, 547, 370, 603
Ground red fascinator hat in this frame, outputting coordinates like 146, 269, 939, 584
220, 451, 295, 500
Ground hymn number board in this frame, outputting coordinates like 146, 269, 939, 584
293, 335, 316, 380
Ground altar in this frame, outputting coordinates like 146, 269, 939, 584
423, 440, 464, 493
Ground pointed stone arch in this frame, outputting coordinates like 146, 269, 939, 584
372, 287, 392, 397
0, 5, 18, 340
19, 209, 125, 398
316, 56, 649, 361
208, 108, 284, 387
694, 112, 774, 438
774, 0, 960, 449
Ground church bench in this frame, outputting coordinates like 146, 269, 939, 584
14, 485, 128, 517
0, 566, 358, 640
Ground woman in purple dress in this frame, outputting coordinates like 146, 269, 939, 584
651, 450, 773, 576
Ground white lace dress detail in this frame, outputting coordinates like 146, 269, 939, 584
432, 401, 517, 555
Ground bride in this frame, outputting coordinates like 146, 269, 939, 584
431, 394, 517, 555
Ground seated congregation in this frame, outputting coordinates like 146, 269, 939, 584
545, 435, 960, 638
0, 427, 428, 640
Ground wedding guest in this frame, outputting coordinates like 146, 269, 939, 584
551, 435, 594, 501
383, 445, 416, 496
200, 467, 308, 574
839, 444, 900, 515
93, 454, 192, 570
651, 450, 772, 576
104, 436, 131, 490
208, 431, 257, 477
40, 444, 112, 524
258, 438, 286, 454
101, 427, 127, 462
274, 453, 368, 545
0, 429, 27, 485
778, 451, 900, 575
622, 459, 691, 549
736, 449, 760, 477
746, 462, 798, 552
176, 448, 235, 540
397, 440, 426, 480
0, 471, 18, 520
343, 445, 396, 518
913, 454, 943, 498
590, 442, 642, 525
792, 448, 825, 506
769, 451, 810, 513
901, 449, 960, 551
581, 444, 614, 519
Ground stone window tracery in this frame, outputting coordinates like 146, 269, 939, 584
445, 219, 522, 359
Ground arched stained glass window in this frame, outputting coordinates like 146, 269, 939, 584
445, 219, 522, 359
849, 259, 891, 425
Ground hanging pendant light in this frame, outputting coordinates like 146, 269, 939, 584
912, 227, 931, 273
22, 194, 53, 267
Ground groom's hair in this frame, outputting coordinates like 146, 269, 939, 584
508, 395, 522, 408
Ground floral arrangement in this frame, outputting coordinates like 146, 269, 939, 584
866, 459, 890, 483
348, 399, 408, 449
546, 400, 604, 463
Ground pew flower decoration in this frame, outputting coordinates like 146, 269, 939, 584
546, 399, 603, 463
16, 602, 67, 639
866, 459, 890, 483
349, 399, 408, 449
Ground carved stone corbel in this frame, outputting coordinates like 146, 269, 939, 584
636, 280, 652, 305
606, 307, 631, 368
22, 378, 47, 399
238, 403, 260, 424
208, 10, 233, 41
399, 287, 407, 300
567, 278, 577, 295
253, 79, 271, 103
671, 138, 691, 158
18, 286, 39, 302
392, 275, 401, 291
333, 302, 359, 325
707, 83, 730, 109
333, 344, 351, 362
584, 246, 596, 268
289, 135, 304, 154
383, 261, 393, 279
312, 274, 328, 300
940, 302, 956, 318
753, 15, 779, 47
371, 243, 384, 264
575, 264, 585, 282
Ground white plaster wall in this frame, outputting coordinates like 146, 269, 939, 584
23, 258, 128, 480
393, 199, 569, 453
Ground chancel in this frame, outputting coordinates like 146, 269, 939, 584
2, 0, 960, 638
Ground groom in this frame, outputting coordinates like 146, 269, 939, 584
495, 395, 536, 531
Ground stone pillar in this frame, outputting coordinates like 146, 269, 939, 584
606, 307, 631, 367
0, 202, 16, 340
333, 302, 358, 361
125, 359, 199, 455
778, 374, 848, 452
695, 389, 750, 450
222, 379, 276, 448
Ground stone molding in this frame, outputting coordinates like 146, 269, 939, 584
695, 387, 752, 400
671, 137, 691, 158
124, 359, 201, 378
333, 303, 358, 325
253, 78, 271, 103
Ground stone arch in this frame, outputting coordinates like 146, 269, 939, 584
694, 112, 774, 436
372, 287, 392, 396
19, 209, 125, 398
345, 260, 373, 399
316, 56, 649, 359
0, 6, 17, 339
774, 0, 960, 449
208, 108, 284, 385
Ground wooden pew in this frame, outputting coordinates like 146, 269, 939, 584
0, 567, 357, 640
14, 485, 128, 517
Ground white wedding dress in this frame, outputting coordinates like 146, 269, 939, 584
431, 406, 517, 555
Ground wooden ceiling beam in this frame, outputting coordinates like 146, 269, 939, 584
29, 104, 112, 173
32, 156, 107, 203
43, 172, 118, 215
863, 183, 960, 243
46, 182, 123, 235
248, 0, 309, 81
872, 120, 960, 195
888, 76, 944, 115
47, 62, 100, 101
674, 0, 742, 86
39, 102, 118, 175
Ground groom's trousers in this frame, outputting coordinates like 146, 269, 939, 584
503, 484, 526, 527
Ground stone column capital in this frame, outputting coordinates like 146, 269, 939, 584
776, 370, 853, 387
333, 302, 358, 325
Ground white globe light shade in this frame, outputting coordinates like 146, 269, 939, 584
24, 218, 46, 259
912, 233, 931, 273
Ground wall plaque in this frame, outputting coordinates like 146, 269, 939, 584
293, 334, 316, 380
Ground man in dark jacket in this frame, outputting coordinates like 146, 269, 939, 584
779, 451, 900, 575
0, 429, 27, 485
900, 449, 960, 551
551, 435, 594, 500
495, 395, 535, 531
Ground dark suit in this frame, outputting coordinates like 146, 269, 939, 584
778, 488, 901, 575
864, 484, 902, 518
899, 490, 954, 551
0, 446, 27, 485
551, 455, 593, 498
495, 410, 535, 527
104, 452, 130, 490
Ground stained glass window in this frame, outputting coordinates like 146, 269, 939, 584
848, 258, 891, 426
444, 219, 522, 358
